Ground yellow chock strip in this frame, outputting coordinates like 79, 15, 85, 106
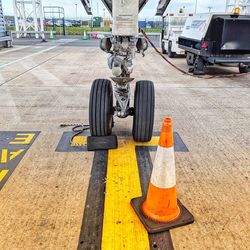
102, 137, 159, 250
71, 136, 87, 147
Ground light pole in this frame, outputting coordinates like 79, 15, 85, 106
195, 0, 198, 13
75, 3, 78, 21
103, 8, 105, 31
225, 0, 230, 12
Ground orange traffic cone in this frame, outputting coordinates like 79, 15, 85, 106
131, 118, 194, 233
142, 118, 180, 222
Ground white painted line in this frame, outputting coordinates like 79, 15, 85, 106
0, 46, 31, 56
0, 46, 57, 69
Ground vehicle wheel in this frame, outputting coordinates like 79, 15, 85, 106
193, 56, 205, 75
161, 42, 167, 54
89, 79, 113, 136
168, 42, 176, 58
3, 41, 8, 48
133, 81, 155, 142
239, 64, 250, 73
186, 52, 194, 66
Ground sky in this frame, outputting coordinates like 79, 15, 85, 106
2, 0, 228, 19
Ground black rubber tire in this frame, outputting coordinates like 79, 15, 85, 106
3, 41, 9, 48
168, 42, 176, 58
186, 53, 194, 66
193, 56, 205, 75
161, 41, 167, 54
239, 64, 250, 73
133, 81, 155, 142
89, 79, 113, 136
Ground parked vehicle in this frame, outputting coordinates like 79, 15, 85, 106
71, 20, 81, 27
6, 21, 15, 26
161, 13, 189, 58
178, 11, 250, 74
56, 20, 63, 27
65, 21, 72, 27
46, 20, 54, 26
0, 0, 12, 48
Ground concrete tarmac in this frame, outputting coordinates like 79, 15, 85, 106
0, 37, 249, 250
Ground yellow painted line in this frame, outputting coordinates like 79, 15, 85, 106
0, 170, 9, 182
69, 136, 159, 147
9, 133, 35, 145
70, 136, 87, 147
1, 149, 8, 163
0, 149, 25, 163
10, 149, 25, 161
102, 137, 159, 250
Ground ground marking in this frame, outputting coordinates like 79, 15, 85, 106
0, 170, 9, 182
0, 46, 31, 56
0, 132, 40, 189
0, 149, 25, 163
101, 139, 158, 249
0, 46, 57, 69
9, 133, 35, 145
56, 132, 188, 249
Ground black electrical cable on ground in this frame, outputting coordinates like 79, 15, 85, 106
60, 123, 90, 145
140, 28, 248, 80
70, 125, 90, 145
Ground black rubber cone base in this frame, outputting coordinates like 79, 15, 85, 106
87, 135, 118, 151
131, 197, 194, 234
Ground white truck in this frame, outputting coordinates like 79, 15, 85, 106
179, 12, 250, 74
161, 14, 188, 58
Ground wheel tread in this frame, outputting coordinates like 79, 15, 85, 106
89, 79, 113, 136
133, 80, 155, 142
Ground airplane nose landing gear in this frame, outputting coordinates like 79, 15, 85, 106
88, 0, 155, 143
